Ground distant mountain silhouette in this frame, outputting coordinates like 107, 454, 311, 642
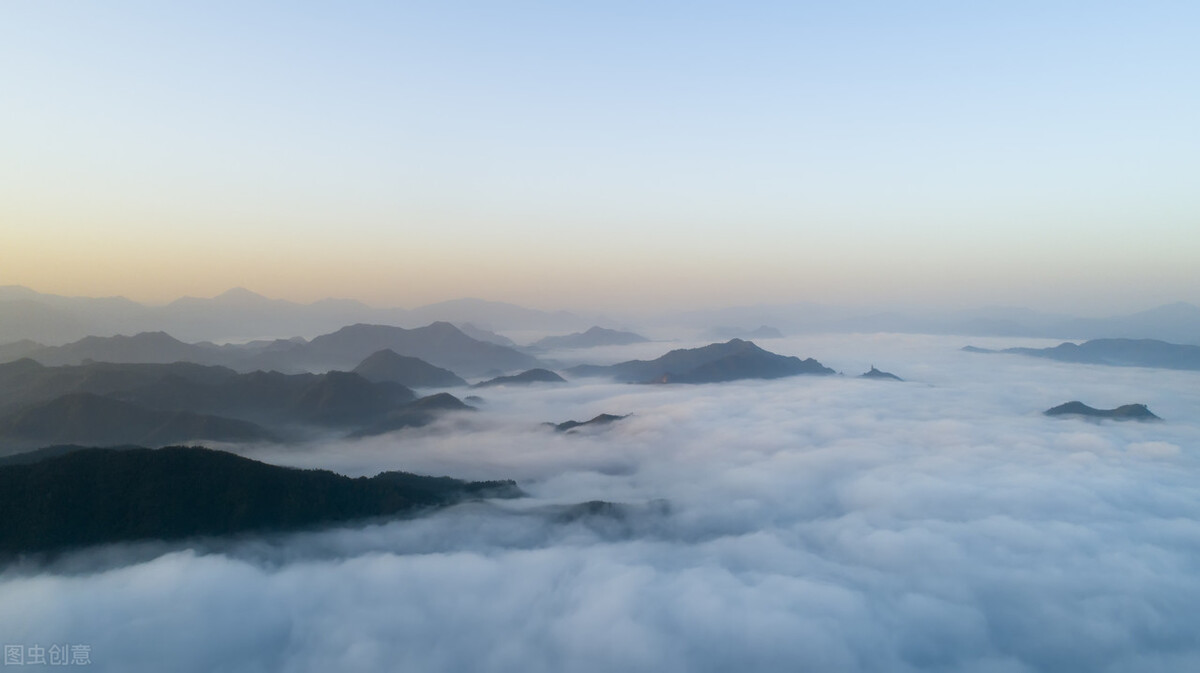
406, 298, 587, 332
531, 327, 648, 350
351, 393, 475, 437
295, 322, 540, 377
353, 349, 467, 388
1060, 303, 1200, 345
27, 331, 224, 367
673, 301, 1200, 344
153, 288, 388, 342
455, 323, 518, 347
472, 368, 566, 388
860, 366, 902, 381
0, 445, 522, 554
567, 339, 833, 383
0, 289, 147, 344
964, 338, 1200, 371
550, 413, 628, 433
6, 322, 540, 378
6, 285, 1199, 346
0, 393, 273, 450
1044, 401, 1160, 421
702, 325, 784, 340
0, 339, 44, 363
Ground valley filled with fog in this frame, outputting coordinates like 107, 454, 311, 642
4, 333, 1198, 672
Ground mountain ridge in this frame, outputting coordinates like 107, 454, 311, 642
567, 339, 833, 383
0, 445, 522, 554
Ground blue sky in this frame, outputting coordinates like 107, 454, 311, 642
2, 1, 1198, 312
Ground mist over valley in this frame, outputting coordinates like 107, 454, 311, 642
3, 324, 1198, 672
5, 1, 1199, 669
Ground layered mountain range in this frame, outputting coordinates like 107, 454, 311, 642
965, 338, 1200, 371
0, 358, 474, 452
0, 333, 839, 450
3, 322, 540, 378
6, 286, 1199, 347
0, 286, 593, 344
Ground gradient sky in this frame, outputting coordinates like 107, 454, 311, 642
3, 1, 1198, 313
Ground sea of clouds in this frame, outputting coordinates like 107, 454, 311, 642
2, 333, 1199, 672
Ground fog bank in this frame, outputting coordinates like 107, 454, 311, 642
2, 334, 1198, 672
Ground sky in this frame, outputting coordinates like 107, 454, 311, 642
3, 333, 1199, 671
2, 2, 1199, 313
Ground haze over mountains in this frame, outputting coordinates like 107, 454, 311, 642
530, 326, 649, 350
675, 301, 1200, 345
3, 322, 541, 378
351, 349, 467, 388
965, 338, 1200, 371
0, 286, 595, 344
5, 286, 1200, 347
0, 358, 475, 451
7, 1, 1199, 668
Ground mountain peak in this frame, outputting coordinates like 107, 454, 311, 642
214, 287, 270, 303
423, 321, 469, 337
1044, 401, 1160, 421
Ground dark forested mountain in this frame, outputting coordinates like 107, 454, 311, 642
352, 349, 467, 388
351, 393, 475, 438
0, 393, 273, 450
1044, 401, 1160, 421
0, 359, 239, 417
288, 371, 415, 426
0, 446, 523, 554
531, 326, 648, 350
472, 369, 566, 388
0, 360, 415, 425
0, 359, 435, 452
567, 339, 833, 383
965, 339, 1200, 371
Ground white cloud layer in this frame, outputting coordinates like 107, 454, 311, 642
2, 334, 1199, 672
